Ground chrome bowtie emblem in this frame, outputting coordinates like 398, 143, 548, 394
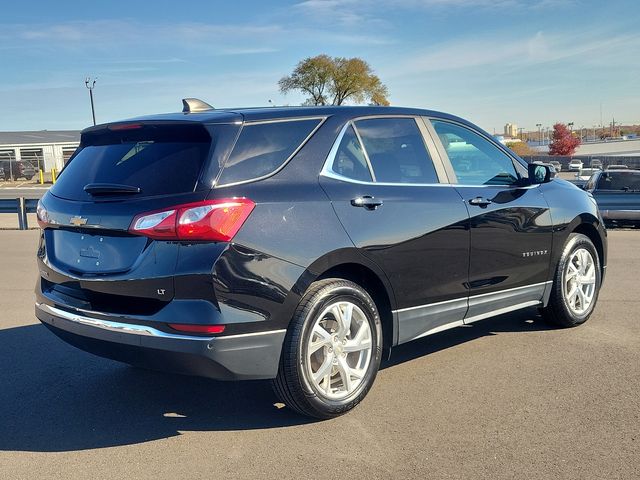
70, 216, 88, 226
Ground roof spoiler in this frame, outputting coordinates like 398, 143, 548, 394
182, 98, 214, 113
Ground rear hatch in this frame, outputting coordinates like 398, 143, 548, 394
39, 121, 238, 309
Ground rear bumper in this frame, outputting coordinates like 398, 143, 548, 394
36, 302, 286, 380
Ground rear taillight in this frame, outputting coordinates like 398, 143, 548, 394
36, 200, 49, 229
129, 198, 255, 241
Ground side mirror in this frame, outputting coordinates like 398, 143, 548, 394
528, 163, 553, 185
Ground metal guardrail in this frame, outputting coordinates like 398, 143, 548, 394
0, 198, 38, 229
522, 155, 640, 169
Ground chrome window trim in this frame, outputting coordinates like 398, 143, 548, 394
320, 114, 450, 187
426, 116, 528, 187
350, 121, 377, 182
214, 116, 327, 189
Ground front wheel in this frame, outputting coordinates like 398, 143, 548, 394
273, 278, 382, 419
542, 233, 601, 327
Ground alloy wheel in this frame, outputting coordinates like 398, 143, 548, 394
563, 247, 596, 315
305, 300, 373, 400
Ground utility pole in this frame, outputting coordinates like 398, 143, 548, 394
600, 102, 603, 130
85, 77, 97, 126
612, 118, 616, 137
536, 123, 542, 145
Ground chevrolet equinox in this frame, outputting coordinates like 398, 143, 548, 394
35, 99, 607, 418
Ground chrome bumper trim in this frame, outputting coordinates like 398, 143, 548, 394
36, 303, 285, 341
37, 303, 214, 340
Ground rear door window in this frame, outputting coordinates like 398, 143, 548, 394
354, 117, 438, 184
329, 124, 373, 182
217, 118, 322, 186
51, 124, 212, 201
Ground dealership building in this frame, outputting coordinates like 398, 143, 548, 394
0, 130, 80, 173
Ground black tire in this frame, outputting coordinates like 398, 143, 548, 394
24, 176, 33, 181
542, 233, 601, 327
272, 278, 383, 419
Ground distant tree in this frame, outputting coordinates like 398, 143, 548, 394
278, 54, 334, 106
279, 55, 389, 106
549, 123, 581, 155
506, 141, 536, 157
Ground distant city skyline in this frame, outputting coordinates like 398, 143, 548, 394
0, 0, 638, 132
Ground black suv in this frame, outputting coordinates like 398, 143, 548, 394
35, 100, 607, 418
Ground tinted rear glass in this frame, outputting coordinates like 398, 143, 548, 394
596, 171, 640, 190
330, 125, 372, 182
51, 124, 211, 201
217, 118, 321, 186
356, 118, 438, 184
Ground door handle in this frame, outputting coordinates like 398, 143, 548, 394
351, 196, 383, 210
468, 196, 492, 207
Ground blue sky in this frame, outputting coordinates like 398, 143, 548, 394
0, 0, 638, 133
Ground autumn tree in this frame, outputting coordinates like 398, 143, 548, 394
506, 141, 536, 157
279, 55, 389, 106
549, 123, 581, 155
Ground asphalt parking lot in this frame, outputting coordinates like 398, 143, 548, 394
0, 230, 638, 479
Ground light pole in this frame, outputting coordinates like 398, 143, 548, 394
568, 122, 574, 134
85, 77, 97, 126
536, 123, 542, 145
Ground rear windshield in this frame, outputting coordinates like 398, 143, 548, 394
51, 124, 211, 201
597, 171, 640, 191
216, 118, 322, 186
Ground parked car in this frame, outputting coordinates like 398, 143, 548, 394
549, 160, 562, 172
0, 165, 4, 180
0, 160, 36, 181
35, 101, 607, 418
584, 169, 640, 227
568, 159, 583, 171
590, 159, 603, 170
606, 164, 628, 170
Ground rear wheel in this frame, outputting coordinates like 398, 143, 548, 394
273, 278, 382, 419
542, 233, 601, 327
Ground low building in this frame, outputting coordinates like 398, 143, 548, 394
0, 130, 81, 173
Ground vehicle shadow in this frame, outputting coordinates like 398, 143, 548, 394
0, 308, 554, 452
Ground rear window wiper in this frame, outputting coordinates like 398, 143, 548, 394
83, 183, 141, 195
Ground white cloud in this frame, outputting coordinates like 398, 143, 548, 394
388, 29, 640, 76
